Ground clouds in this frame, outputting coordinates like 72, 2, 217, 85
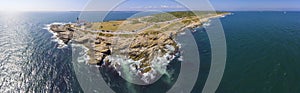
160, 5, 184, 9
117, 5, 186, 11
1, 0, 298, 11
142, 5, 184, 9
0, 0, 88, 11
210, 0, 300, 11
112, 0, 188, 11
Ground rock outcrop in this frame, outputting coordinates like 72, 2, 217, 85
48, 11, 230, 77
50, 24, 74, 44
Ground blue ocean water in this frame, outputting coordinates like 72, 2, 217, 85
0, 12, 82, 92
0, 11, 300, 93
215, 11, 300, 93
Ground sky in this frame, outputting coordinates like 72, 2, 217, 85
0, 0, 88, 11
0, 0, 299, 11
211, 0, 300, 11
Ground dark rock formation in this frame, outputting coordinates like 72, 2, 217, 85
50, 24, 74, 44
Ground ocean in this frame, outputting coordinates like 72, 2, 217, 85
0, 11, 300, 93
216, 11, 300, 93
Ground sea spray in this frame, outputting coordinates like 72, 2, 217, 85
72, 43, 90, 64
44, 23, 72, 49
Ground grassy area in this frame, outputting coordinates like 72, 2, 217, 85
142, 13, 177, 22
141, 11, 228, 22
162, 22, 185, 31
118, 34, 134, 38
143, 23, 168, 31
88, 11, 228, 33
91, 21, 123, 31
139, 30, 162, 35
91, 20, 148, 32
130, 19, 141, 24
98, 33, 114, 37
118, 23, 148, 32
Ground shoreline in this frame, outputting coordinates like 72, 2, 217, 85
46, 11, 230, 84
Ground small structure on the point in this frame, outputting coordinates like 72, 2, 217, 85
76, 17, 87, 30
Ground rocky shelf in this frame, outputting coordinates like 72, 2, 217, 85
48, 11, 230, 83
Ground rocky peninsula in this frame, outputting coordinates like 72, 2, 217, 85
48, 11, 229, 83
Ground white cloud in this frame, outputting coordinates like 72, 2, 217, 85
160, 5, 169, 8
134, 5, 185, 9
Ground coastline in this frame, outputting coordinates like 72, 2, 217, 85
44, 23, 69, 48
46, 11, 230, 84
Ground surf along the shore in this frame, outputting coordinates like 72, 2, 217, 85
46, 11, 230, 84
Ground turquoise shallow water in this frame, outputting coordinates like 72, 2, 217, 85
0, 11, 300, 93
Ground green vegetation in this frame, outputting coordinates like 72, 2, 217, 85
142, 13, 177, 22
168, 11, 197, 18
118, 23, 148, 32
89, 11, 228, 33
118, 34, 134, 38
181, 19, 192, 24
139, 30, 162, 35
130, 19, 141, 24
99, 33, 114, 37
170, 11, 229, 18
142, 67, 152, 73
162, 21, 184, 31
142, 11, 228, 22
91, 21, 123, 31
51, 11, 229, 74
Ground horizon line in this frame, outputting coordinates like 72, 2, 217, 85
1, 10, 300, 12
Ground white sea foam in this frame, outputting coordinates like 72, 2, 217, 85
180, 32, 186, 35
72, 44, 90, 64
203, 20, 211, 27
43, 22, 184, 84
178, 55, 183, 61
44, 22, 72, 49
203, 23, 211, 27
104, 44, 179, 84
